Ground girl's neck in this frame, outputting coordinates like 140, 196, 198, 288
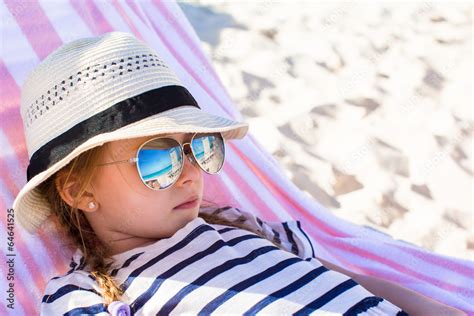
108, 237, 159, 256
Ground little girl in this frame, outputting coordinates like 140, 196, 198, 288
13, 32, 462, 316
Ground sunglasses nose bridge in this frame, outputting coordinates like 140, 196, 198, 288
182, 142, 196, 165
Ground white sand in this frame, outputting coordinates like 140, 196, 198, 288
179, 1, 473, 261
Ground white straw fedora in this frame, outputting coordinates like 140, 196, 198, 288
12, 31, 249, 234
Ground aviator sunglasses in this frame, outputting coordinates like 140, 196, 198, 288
96, 132, 226, 190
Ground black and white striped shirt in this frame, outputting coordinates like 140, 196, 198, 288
41, 208, 408, 315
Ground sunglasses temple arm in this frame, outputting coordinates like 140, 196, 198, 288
97, 157, 137, 166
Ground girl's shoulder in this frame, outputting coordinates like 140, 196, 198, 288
41, 249, 108, 315
41, 265, 108, 315
199, 205, 317, 260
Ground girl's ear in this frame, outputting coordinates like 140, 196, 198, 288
55, 171, 97, 213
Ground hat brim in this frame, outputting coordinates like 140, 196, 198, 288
13, 105, 249, 234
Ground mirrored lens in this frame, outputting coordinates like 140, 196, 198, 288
137, 138, 183, 190
191, 133, 225, 174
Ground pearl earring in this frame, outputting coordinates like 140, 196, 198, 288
88, 201, 97, 209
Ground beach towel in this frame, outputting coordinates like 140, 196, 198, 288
0, 1, 473, 315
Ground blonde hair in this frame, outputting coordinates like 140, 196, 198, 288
37, 143, 285, 306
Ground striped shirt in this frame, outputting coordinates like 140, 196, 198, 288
41, 207, 408, 315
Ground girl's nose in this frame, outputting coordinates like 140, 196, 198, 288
175, 146, 201, 187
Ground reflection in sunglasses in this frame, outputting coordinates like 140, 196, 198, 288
196, 137, 223, 173
140, 146, 181, 189
146, 179, 161, 189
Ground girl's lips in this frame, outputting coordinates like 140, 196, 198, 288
173, 198, 198, 209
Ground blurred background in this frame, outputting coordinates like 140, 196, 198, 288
178, 1, 473, 260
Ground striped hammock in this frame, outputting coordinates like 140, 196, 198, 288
0, 1, 473, 315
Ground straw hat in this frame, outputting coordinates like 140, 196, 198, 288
12, 31, 249, 234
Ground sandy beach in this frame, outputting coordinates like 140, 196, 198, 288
179, 1, 473, 261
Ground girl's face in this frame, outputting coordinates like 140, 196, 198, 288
84, 133, 204, 255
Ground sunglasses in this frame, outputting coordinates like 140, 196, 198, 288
96, 132, 226, 190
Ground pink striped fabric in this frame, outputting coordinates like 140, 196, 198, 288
0, 1, 472, 315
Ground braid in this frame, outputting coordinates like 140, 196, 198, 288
66, 207, 123, 305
